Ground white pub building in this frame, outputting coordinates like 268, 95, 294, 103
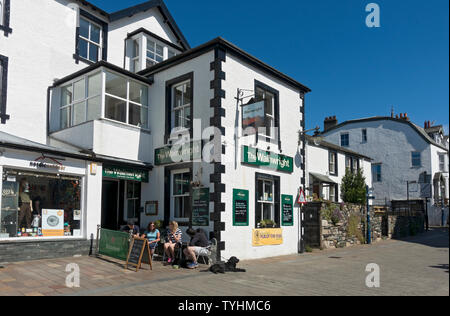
0, 0, 310, 262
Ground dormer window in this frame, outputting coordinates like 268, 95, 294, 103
125, 29, 181, 72
146, 39, 164, 67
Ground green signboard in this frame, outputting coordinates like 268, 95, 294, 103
155, 141, 202, 166
98, 229, 130, 261
242, 146, 294, 173
103, 165, 149, 183
282, 195, 294, 226
192, 188, 210, 227
233, 189, 249, 226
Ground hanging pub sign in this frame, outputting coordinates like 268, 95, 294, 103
233, 189, 249, 226
191, 187, 210, 227
103, 165, 149, 183
242, 146, 294, 173
242, 101, 265, 134
282, 195, 294, 226
155, 141, 202, 166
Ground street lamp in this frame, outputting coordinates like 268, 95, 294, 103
298, 126, 323, 149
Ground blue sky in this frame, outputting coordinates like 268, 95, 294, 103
91, 0, 449, 133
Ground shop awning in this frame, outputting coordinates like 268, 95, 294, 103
310, 172, 337, 184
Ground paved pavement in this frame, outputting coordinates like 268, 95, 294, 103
0, 228, 448, 296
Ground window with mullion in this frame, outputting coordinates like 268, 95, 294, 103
172, 81, 191, 132
146, 39, 164, 67
78, 17, 102, 63
329, 151, 337, 175
172, 172, 191, 219
255, 87, 276, 138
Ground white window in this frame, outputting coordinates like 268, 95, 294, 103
171, 80, 191, 132
146, 39, 164, 67
329, 185, 337, 202
79, 17, 102, 62
439, 154, 446, 172
60, 72, 102, 129
255, 87, 276, 138
105, 71, 149, 128
125, 181, 141, 221
329, 151, 337, 175
171, 171, 191, 220
131, 40, 140, 72
257, 179, 274, 222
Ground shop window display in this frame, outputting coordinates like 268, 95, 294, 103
1, 169, 82, 239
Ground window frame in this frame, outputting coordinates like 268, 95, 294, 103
165, 72, 194, 143
329, 151, 338, 176
171, 169, 192, 222
146, 38, 164, 67
362, 129, 368, 143
341, 133, 350, 147
0, 54, 9, 124
74, 10, 108, 65
372, 164, 382, 183
439, 154, 446, 172
254, 80, 281, 150
57, 68, 150, 131
124, 181, 141, 222
171, 80, 192, 133
255, 173, 280, 228
0, 0, 12, 37
411, 152, 421, 168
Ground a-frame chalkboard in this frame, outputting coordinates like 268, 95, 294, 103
125, 237, 153, 272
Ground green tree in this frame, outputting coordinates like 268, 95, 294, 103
341, 169, 367, 205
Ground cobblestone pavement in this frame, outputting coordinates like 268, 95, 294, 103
0, 229, 448, 296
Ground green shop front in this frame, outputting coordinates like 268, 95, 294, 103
101, 164, 150, 231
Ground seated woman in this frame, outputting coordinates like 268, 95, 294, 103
163, 221, 182, 263
141, 222, 161, 256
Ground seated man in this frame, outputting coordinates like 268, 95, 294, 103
120, 220, 140, 237
184, 228, 210, 269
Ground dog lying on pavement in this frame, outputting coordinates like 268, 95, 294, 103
205, 256, 246, 274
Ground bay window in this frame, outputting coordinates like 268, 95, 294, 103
56, 68, 150, 130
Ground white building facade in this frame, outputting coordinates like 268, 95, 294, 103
319, 116, 449, 226
305, 136, 372, 203
1, 1, 311, 261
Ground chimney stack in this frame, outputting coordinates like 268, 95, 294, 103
324, 116, 338, 132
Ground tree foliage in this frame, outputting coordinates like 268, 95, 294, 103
341, 169, 367, 205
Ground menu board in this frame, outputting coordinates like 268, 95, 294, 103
233, 189, 249, 226
282, 195, 294, 226
192, 188, 210, 227
126, 238, 152, 272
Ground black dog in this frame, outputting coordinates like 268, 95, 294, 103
207, 257, 246, 274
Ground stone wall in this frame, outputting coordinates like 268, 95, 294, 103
0, 239, 93, 263
317, 202, 425, 249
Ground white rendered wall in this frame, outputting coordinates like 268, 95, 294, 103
305, 144, 372, 202
322, 120, 441, 205
220, 52, 304, 260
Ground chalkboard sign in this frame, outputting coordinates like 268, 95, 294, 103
233, 189, 249, 226
192, 188, 210, 227
282, 195, 294, 226
126, 238, 152, 272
